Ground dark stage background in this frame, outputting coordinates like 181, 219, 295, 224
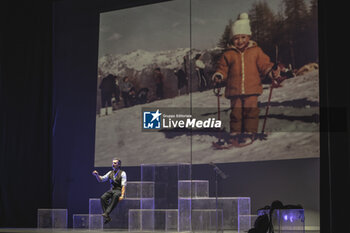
0, 0, 349, 232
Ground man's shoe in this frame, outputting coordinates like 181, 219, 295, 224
103, 216, 112, 224
102, 212, 108, 218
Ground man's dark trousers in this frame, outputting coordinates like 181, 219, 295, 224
100, 189, 121, 215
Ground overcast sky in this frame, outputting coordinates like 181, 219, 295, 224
98, 0, 311, 57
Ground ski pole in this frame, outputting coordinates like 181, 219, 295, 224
261, 84, 273, 136
213, 83, 225, 145
260, 63, 279, 139
217, 88, 221, 121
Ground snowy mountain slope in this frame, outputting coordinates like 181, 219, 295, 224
99, 48, 191, 75
94, 70, 319, 167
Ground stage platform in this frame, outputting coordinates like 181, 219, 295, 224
0, 228, 320, 233
0, 229, 320, 233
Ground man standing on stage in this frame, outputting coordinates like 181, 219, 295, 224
92, 158, 127, 223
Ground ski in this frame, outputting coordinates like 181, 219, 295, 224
212, 140, 254, 149
212, 136, 255, 149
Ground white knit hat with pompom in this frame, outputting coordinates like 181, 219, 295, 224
231, 12, 252, 37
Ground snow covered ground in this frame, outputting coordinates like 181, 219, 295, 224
94, 70, 319, 167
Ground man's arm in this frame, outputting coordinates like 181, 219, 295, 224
119, 171, 127, 201
92, 170, 110, 182
119, 185, 126, 201
92, 170, 102, 182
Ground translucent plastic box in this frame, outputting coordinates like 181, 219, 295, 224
191, 209, 223, 232
72, 214, 89, 229
141, 163, 191, 182
89, 197, 154, 229
141, 163, 191, 209
178, 198, 191, 231
238, 214, 258, 233
178, 180, 209, 198
128, 209, 178, 231
89, 197, 154, 214
125, 181, 154, 198
89, 198, 103, 215
72, 214, 103, 230
178, 197, 250, 231
37, 209, 67, 228
89, 214, 103, 230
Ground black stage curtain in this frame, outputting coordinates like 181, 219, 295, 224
0, 0, 53, 227
319, 1, 350, 232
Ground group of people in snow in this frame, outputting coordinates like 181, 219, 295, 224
98, 68, 165, 116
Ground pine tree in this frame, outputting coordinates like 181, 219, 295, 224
249, 1, 276, 60
283, 0, 308, 31
272, 12, 290, 65
217, 19, 233, 49
283, 0, 309, 67
307, 0, 318, 62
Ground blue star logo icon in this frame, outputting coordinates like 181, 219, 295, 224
143, 109, 162, 129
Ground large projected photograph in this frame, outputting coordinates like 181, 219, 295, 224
95, 0, 319, 167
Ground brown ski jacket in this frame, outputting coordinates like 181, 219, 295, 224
214, 41, 274, 97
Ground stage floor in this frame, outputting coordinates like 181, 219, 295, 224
0, 229, 320, 233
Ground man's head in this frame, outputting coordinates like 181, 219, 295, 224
112, 158, 122, 170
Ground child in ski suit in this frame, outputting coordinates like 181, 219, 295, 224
213, 12, 279, 143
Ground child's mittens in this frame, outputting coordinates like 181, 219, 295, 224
268, 66, 281, 80
212, 72, 223, 83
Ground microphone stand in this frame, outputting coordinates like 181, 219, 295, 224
209, 162, 228, 233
